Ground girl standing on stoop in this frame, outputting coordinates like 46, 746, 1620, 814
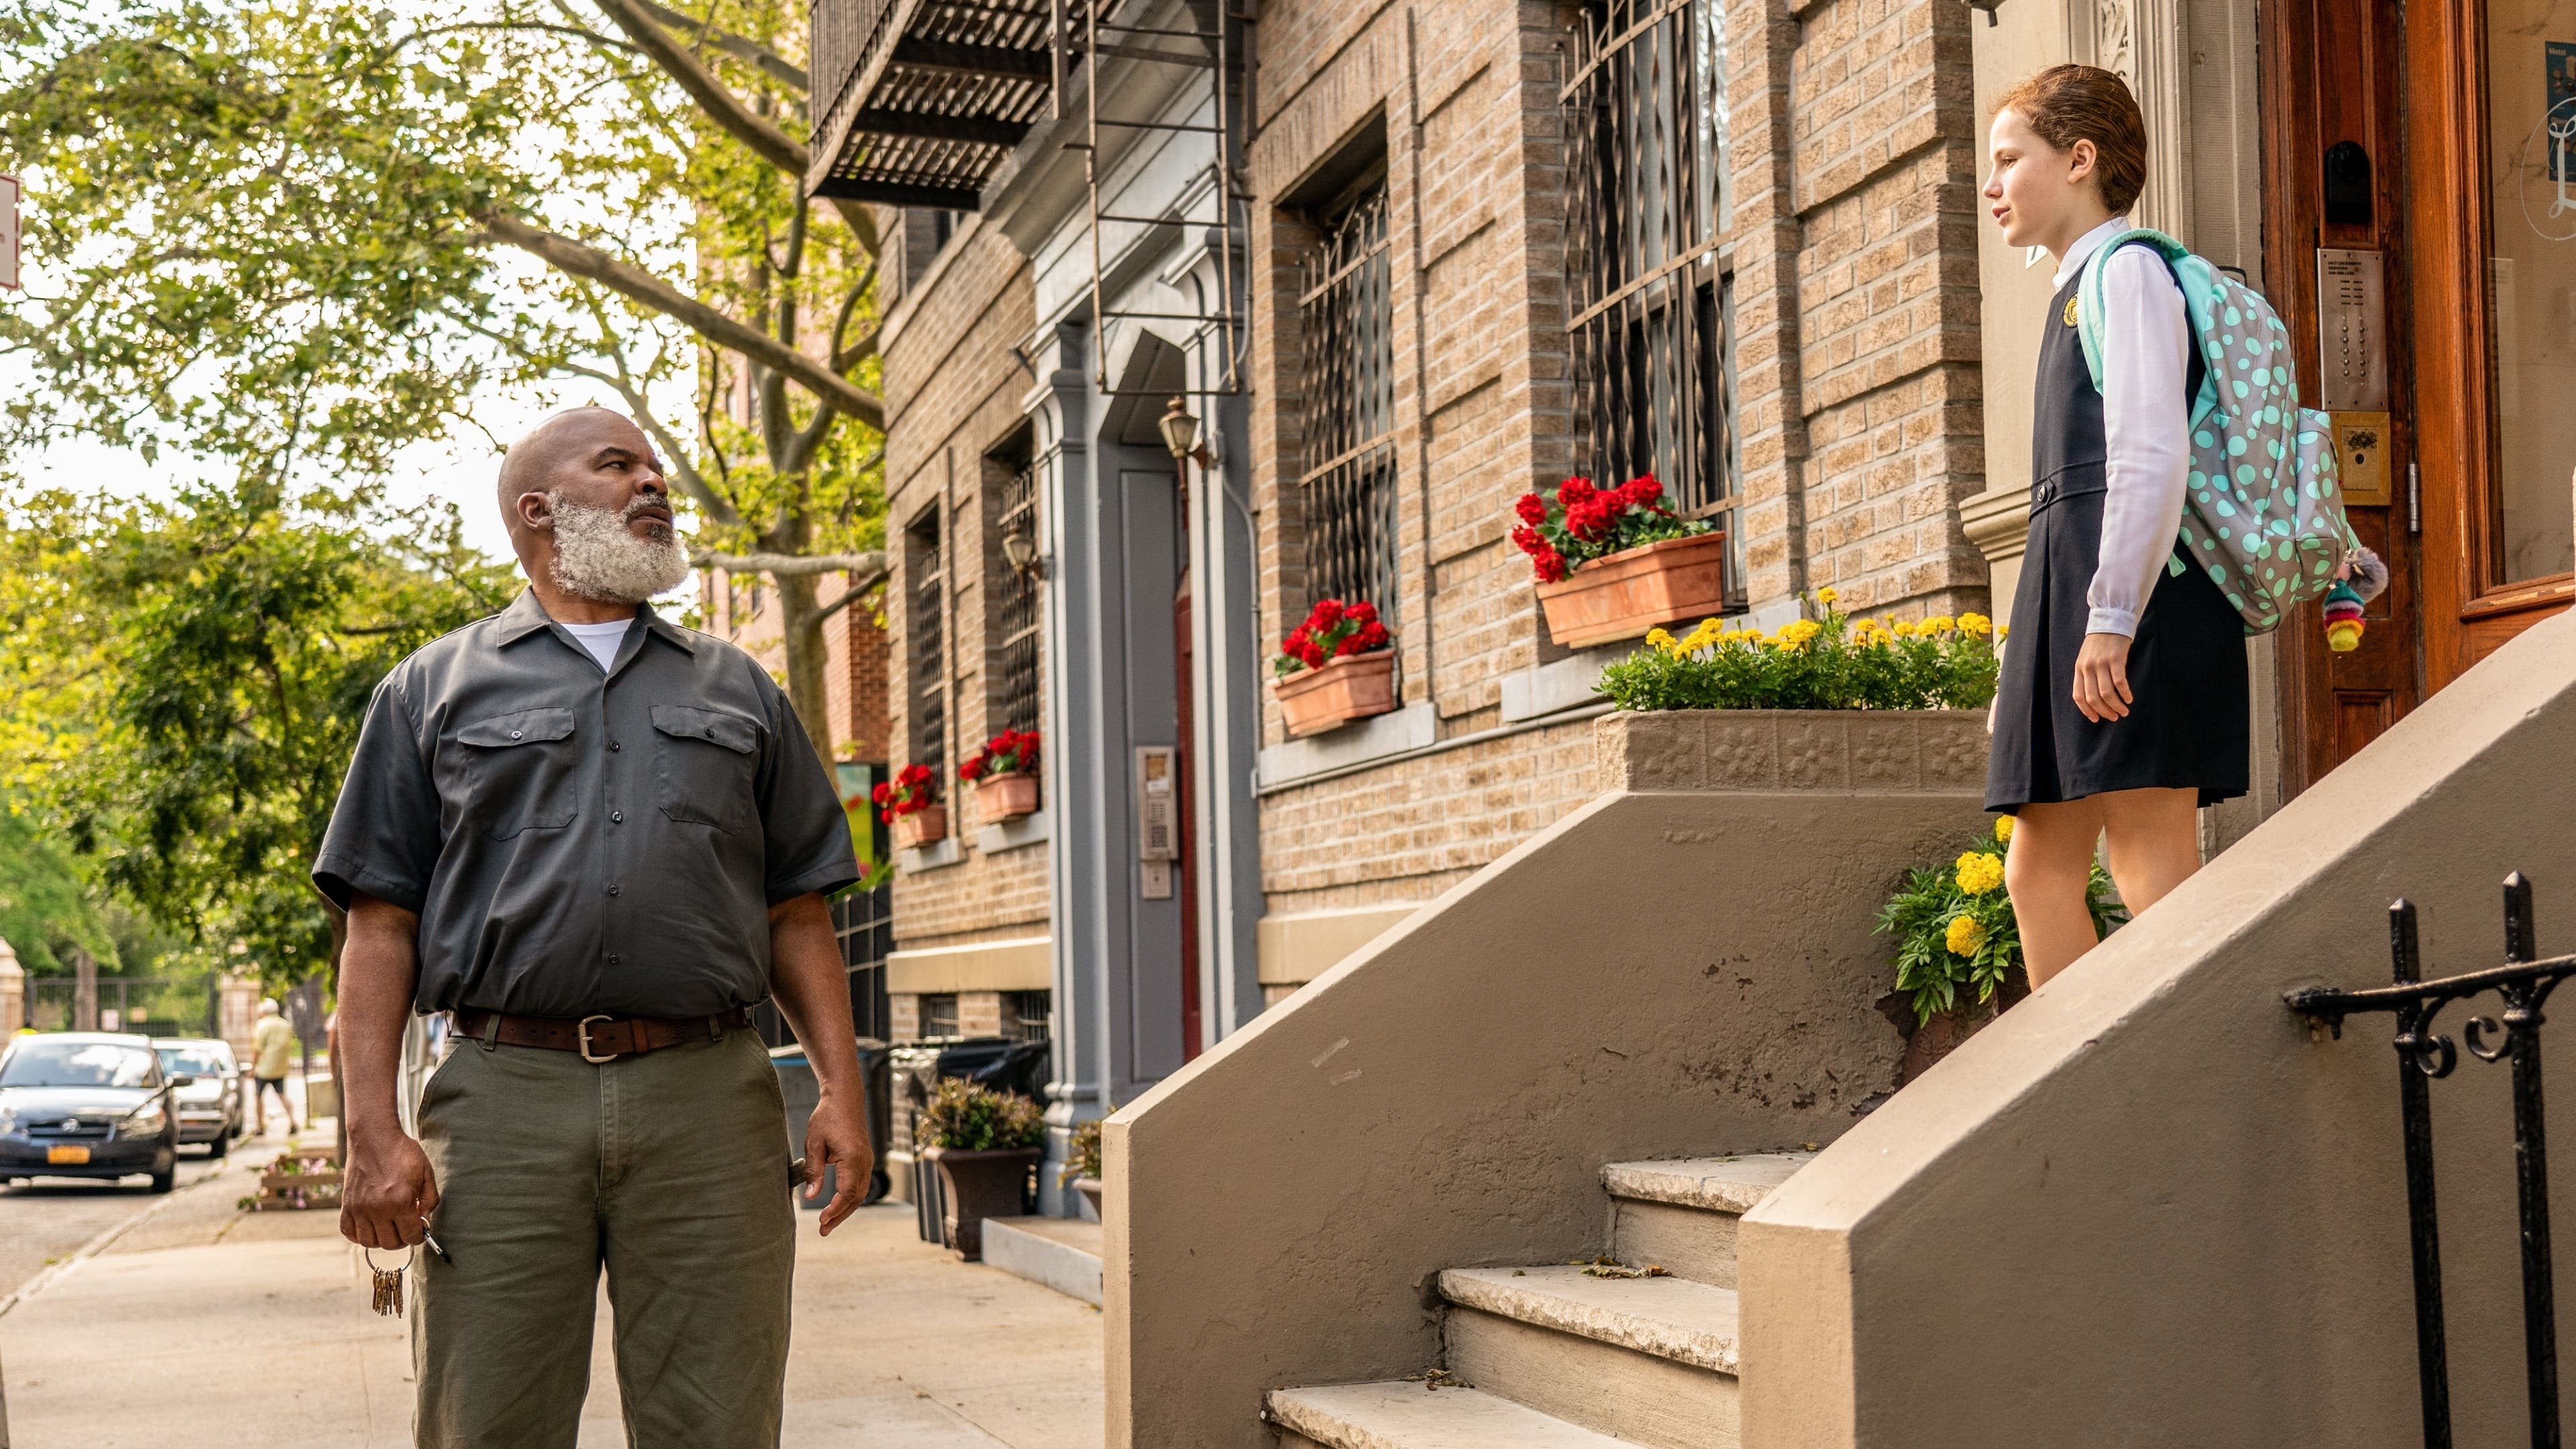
1981, 64, 2249, 987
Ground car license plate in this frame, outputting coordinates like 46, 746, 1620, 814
46, 1145, 89, 1165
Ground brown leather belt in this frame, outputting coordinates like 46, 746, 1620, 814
452, 1006, 756, 1063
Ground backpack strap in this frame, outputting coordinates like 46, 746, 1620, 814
2073, 226, 2192, 394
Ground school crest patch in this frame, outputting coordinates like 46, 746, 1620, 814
2062, 296, 2080, 327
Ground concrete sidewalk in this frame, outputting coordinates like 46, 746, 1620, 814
0, 1172, 1104, 1448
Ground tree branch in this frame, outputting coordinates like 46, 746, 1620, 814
816, 570, 890, 621
472, 212, 884, 427
695, 550, 886, 577
628, 0, 808, 91
586, 0, 878, 257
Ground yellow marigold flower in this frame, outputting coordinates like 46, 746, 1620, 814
1894, 620, 1919, 637
1778, 619, 1824, 649
1959, 612, 1994, 637
1994, 814, 2015, 844
1923, 615, 1954, 634
1945, 913, 1989, 957
1954, 851, 2005, 895
1817, 586, 1839, 605
1997, 623, 2010, 639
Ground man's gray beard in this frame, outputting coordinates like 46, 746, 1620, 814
547, 494, 691, 604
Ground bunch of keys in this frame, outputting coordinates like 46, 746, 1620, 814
366, 1224, 452, 1318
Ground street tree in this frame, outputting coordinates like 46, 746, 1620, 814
0, 482, 513, 993
0, 0, 893, 763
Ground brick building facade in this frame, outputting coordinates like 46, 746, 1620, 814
816, 0, 1998, 1203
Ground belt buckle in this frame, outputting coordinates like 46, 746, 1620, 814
577, 1014, 621, 1064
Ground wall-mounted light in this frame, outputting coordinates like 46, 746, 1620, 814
1002, 529, 1045, 581
1159, 396, 1218, 468
1962, 0, 2001, 24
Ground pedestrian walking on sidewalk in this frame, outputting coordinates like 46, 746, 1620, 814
1979, 66, 2250, 984
250, 999, 297, 1135
313, 406, 874, 1449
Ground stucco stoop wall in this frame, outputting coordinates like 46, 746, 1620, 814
1740, 610, 2576, 1448
1103, 710, 1989, 1448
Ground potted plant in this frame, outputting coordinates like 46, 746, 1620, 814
873, 763, 945, 849
1271, 598, 1395, 737
1595, 590, 2003, 712
960, 729, 1041, 823
1874, 816, 2125, 1080
1511, 475, 1730, 648
1061, 1112, 1107, 1220
916, 1079, 1047, 1260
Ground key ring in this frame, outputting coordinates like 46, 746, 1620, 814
366, 1245, 419, 1318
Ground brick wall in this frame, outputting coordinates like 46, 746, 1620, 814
879, 216, 1055, 953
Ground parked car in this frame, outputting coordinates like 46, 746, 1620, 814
0, 1032, 187, 1193
153, 1037, 244, 1157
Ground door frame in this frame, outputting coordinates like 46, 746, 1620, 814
2406, 0, 2576, 689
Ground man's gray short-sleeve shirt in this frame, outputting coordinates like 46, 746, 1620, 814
313, 590, 860, 1019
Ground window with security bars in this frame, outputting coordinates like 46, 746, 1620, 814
1297, 177, 1401, 623
906, 509, 948, 788
988, 452, 1042, 738
1564, 0, 1741, 598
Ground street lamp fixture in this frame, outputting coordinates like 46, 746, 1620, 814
1158, 396, 1216, 468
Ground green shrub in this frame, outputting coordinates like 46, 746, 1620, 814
1595, 591, 2001, 713
1060, 1112, 1106, 1185
917, 1079, 1046, 1152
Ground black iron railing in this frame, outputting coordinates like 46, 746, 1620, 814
2290, 873, 2575, 1449
1295, 180, 1399, 623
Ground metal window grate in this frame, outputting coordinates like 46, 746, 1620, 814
993, 460, 1043, 737
908, 513, 949, 786
1564, 0, 1740, 597
1297, 182, 1401, 619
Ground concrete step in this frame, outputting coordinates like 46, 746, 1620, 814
1601, 1152, 1814, 1287
979, 1216, 1102, 1305
1438, 1266, 1742, 1449
1267, 1381, 1633, 1449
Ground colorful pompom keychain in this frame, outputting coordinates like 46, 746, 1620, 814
2324, 547, 2390, 653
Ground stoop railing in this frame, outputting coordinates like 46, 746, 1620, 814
2290, 873, 2574, 1449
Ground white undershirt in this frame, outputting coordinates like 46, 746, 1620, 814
2055, 216, 2192, 639
559, 616, 635, 672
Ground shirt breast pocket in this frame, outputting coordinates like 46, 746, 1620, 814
650, 704, 760, 834
455, 707, 580, 840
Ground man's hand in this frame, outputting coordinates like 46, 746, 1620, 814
341, 1126, 440, 1250
801, 1089, 874, 1236
2072, 631, 2135, 723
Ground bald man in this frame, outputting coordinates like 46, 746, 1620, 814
313, 407, 873, 1448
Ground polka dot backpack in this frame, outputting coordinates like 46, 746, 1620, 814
2074, 227, 2383, 636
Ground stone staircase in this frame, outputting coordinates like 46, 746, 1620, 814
1263, 1152, 1813, 1448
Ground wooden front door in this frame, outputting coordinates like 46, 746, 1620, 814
2267, 0, 2576, 794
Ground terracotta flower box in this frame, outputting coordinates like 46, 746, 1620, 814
923, 1144, 1041, 1260
894, 805, 948, 850
1273, 649, 1396, 737
1537, 531, 1732, 649
974, 773, 1040, 824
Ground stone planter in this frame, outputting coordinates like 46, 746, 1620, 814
1592, 707, 1992, 796
974, 773, 1040, 824
893, 805, 947, 849
1272, 649, 1397, 737
1536, 531, 1731, 648
1882, 971, 2031, 1085
923, 1144, 1040, 1260
1073, 1175, 1104, 1220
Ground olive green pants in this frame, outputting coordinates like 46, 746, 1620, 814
413, 1024, 794, 1448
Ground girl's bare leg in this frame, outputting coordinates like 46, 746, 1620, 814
2005, 798, 2107, 987
2097, 786, 2203, 915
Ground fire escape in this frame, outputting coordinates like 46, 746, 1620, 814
806, 0, 1247, 395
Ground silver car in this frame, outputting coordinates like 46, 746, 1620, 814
152, 1038, 244, 1157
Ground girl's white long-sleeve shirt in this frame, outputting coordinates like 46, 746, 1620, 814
2055, 217, 2192, 639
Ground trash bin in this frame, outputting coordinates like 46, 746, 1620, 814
890, 1038, 1054, 1242
770, 1038, 893, 1210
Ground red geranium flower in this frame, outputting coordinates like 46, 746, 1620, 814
1515, 492, 1548, 525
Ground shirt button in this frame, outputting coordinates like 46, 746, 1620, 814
510, 730, 523, 741
608, 954, 623, 965
608, 741, 622, 752
607, 883, 622, 896
611, 811, 623, 824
